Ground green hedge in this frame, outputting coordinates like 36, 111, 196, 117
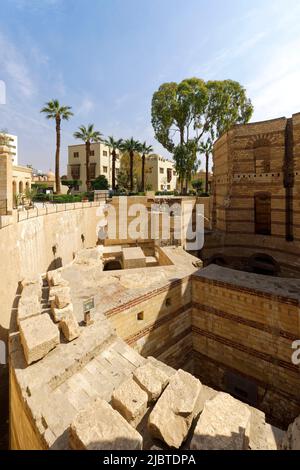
52, 194, 83, 203
155, 191, 175, 196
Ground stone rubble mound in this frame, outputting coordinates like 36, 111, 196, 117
18, 269, 80, 365
68, 359, 282, 450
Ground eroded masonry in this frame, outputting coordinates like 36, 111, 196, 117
3, 113, 300, 450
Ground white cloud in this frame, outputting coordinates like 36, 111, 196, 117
0, 33, 34, 98
76, 97, 94, 116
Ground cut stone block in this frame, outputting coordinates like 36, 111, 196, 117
18, 296, 41, 324
111, 377, 148, 427
281, 415, 300, 450
20, 275, 43, 290
46, 270, 68, 287
51, 303, 74, 323
53, 287, 71, 309
21, 283, 42, 301
133, 359, 169, 402
122, 247, 146, 269
248, 406, 280, 450
59, 310, 80, 342
190, 392, 251, 450
148, 369, 202, 448
49, 285, 70, 303
69, 398, 143, 450
19, 314, 60, 365
148, 356, 175, 378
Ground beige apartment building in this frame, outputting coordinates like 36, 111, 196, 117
145, 154, 177, 192
67, 142, 120, 191
0, 133, 18, 165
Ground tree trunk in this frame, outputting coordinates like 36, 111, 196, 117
205, 152, 209, 193
180, 177, 183, 195
141, 153, 145, 192
112, 149, 116, 191
130, 150, 134, 191
55, 116, 61, 194
86, 141, 91, 191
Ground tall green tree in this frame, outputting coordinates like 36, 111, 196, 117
120, 138, 142, 191
104, 136, 123, 191
40, 99, 73, 194
73, 124, 102, 191
140, 142, 153, 192
151, 78, 253, 193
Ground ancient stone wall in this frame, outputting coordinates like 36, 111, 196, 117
0, 202, 102, 425
107, 276, 193, 372
192, 266, 300, 428
206, 113, 300, 274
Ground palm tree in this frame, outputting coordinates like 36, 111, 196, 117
40, 99, 73, 194
73, 124, 102, 191
104, 137, 123, 191
120, 138, 142, 191
140, 142, 153, 192
199, 139, 213, 193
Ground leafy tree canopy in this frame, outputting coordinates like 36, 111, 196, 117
91, 175, 109, 190
151, 78, 253, 150
151, 77, 253, 191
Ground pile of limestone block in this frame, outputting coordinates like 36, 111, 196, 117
68, 357, 283, 450
17, 269, 80, 366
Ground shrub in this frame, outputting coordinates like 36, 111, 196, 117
52, 194, 83, 204
155, 191, 175, 196
91, 175, 109, 190
33, 193, 50, 202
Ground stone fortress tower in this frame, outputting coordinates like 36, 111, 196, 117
203, 113, 300, 277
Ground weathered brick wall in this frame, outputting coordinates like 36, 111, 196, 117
191, 271, 300, 428
106, 277, 193, 370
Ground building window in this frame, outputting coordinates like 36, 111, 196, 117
161, 185, 164, 190
89, 163, 96, 179
71, 164, 81, 179
160, 168, 164, 174
255, 192, 271, 235
167, 185, 170, 190
90, 150, 95, 157
173, 170, 176, 176
103, 151, 108, 157
103, 166, 108, 173
115, 168, 119, 175
167, 168, 172, 183
73, 152, 79, 158
137, 311, 144, 321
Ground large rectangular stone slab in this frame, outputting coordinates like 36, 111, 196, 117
190, 392, 251, 450
111, 377, 148, 427
49, 285, 70, 304
60, 310, 80, 342
19, 314, 60, 365
69, 398, 143, 450
133, 359, 169, 402
148, 369, 202, 448
51, 303, 74, 323
18, 296, 41, 324
122, 247, 146, 269
53, 287, 71, 309
47, 270, 68, 287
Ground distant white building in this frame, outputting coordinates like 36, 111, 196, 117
4, 134, 18, 165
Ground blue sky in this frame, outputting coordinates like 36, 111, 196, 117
0, 0, 300, 172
